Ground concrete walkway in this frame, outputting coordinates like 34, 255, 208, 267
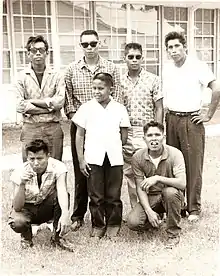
1, 124, 220, 171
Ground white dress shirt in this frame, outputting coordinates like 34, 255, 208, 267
163, 56, 215, 112
72, 98, 131, 166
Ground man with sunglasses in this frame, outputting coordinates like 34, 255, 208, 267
122, 43, 163, 209
64, 29, 122, 231
15, 35, 65, 162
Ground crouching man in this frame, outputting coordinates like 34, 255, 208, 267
8, 139, 72, 250
127, 121, 186, 248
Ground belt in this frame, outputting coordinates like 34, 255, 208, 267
168, 110, 199, 117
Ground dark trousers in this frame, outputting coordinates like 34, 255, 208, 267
70, 122, 88, 222
21, 122, 64, 162
127, 187, 184, 237
88, 155, 123, 229
166, 113, 205, 215
8, 191, 61, 240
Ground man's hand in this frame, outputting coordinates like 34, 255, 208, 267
56, 213, 71, 237
191, 111, 211, 125
141, 175, 159, 192
21, 169, 36, 184
79, 159, 91, 177
146, 209, 161, 228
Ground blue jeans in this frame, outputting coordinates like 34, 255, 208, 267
127, 187, 184, 237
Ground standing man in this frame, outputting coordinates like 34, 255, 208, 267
127, 121, 186, 248
163, 31, 220, 222
122, 43, 163, 208
16, 35, 65, 161
64, 30, 122, 230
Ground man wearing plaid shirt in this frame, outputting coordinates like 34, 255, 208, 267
64, 30, 123, 231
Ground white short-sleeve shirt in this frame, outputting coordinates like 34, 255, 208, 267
72, 98, 131, 166
162, 56, 215, 112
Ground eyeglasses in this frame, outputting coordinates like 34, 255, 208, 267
81, 41, 98, 48
127, 54, 142, 60
29, 47, 46, 54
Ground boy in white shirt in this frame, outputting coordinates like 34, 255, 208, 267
72, 73, 130, 238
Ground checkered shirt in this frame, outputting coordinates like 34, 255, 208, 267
121, 69, 163, 127
64, 56, 123, 115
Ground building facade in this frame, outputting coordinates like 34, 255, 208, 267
2, 0, 220, 123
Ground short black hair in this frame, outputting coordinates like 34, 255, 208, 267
125, 42, 142, 56
143, 121, 164, 134
25, 139, 49, 156
80, 30, 99, 41
93, 72, 113, 87
25, 35, 49, 52
164, 31, 186, 48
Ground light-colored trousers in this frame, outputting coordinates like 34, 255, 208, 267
123, 126, 146, 208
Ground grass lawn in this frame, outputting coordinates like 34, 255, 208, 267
1, 125, 219, 275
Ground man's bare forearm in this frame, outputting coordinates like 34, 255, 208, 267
13, 184, 25, 211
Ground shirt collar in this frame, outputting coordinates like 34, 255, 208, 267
24, 64, 53, 75
126, 67, 143, 81
144, 145, 168, 161
78, 55, 106, 70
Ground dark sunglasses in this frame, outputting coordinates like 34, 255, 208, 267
127, 54, 142, 60
29, 47, 46, 54
81, 41, 98, 48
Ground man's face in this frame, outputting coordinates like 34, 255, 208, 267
92, 79, 111, 104
28, 41, 48, 66
166, 38, 186, 63
80, 34, 100, 59
125, 48, 143, 72
27, 150, 49, 174
144, 127, 164, 152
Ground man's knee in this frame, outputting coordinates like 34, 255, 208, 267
9, 212, 30, 233
127, 206, 145, 231
162, 187, 181, 202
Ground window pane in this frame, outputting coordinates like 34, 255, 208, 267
3, 1, 7, 13
21, 0, 32, 14
13, 0, 21, 14
203, 23, 214, 35
33, 17, 47, 32
14, 16, 22, 31
58, 18, 74, 32
23, 17, 33, 31
3, 70, 11, 84
3, 51, 11, 68
3, 34, 9, 48
32, 1, 46, 15
164, 7, 174, 20
57, 1, 73, 16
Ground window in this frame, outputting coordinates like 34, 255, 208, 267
130, 5, 160, 75
3, 2, 11, 83
194, 9, 215, 72
164, 6, 188, 35
12, 0, 53, 71
95, 2, 127, 66
56, 1, 91, 69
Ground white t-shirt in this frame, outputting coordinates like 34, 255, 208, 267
162, 56, 215, 112
72, 98, 131, 166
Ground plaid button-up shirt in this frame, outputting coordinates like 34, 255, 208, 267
121, 69, 163, 127
64, 56, 123, 116
16, 65, 65, 123
11, 157, 68, 205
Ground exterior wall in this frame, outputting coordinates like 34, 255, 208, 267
2, 0, 220, 123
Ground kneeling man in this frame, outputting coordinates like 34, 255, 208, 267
8, 139, 71, 250
127, 121, 186, 248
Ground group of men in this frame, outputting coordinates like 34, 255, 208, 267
8, 29, 220, 250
